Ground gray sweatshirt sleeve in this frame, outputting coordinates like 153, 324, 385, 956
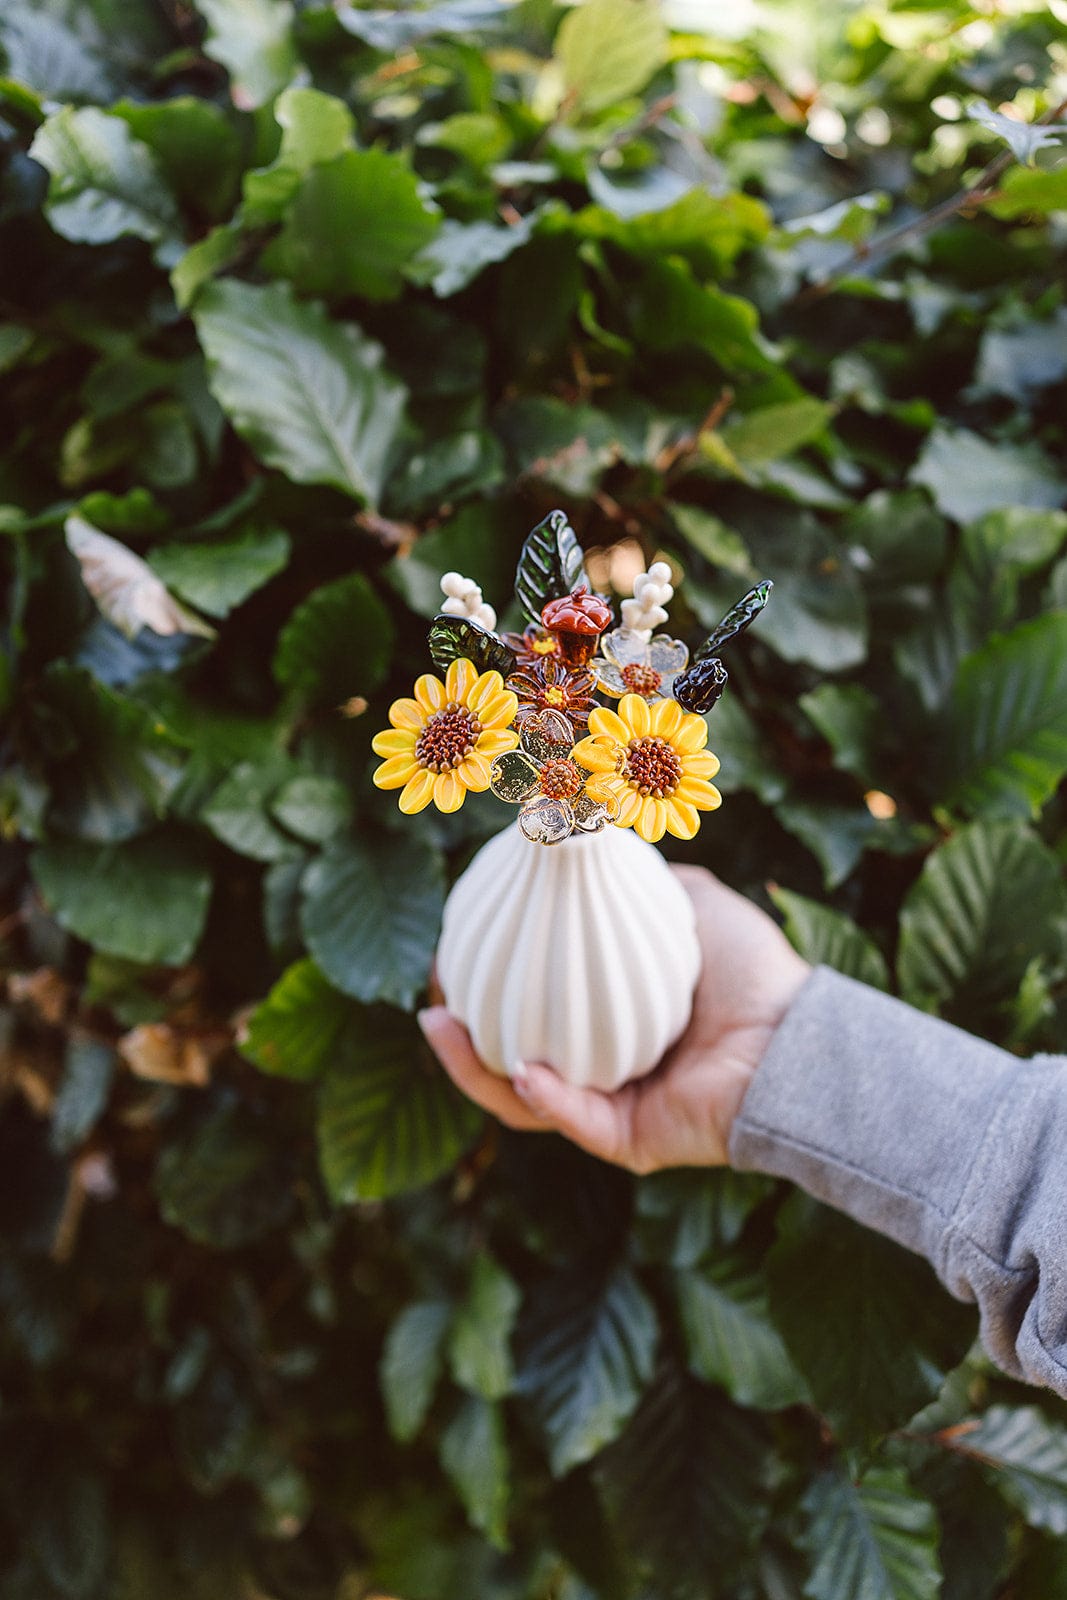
728, 965, 1067, 1398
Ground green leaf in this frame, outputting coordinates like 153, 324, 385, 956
634, 1169, 772, 1268
910, 427, 1065, 524
449, 1253, 521, 1401
171, 221, 245, 311
409, 207, 543, 297
843, 489, 948, 586
974, 313, 1067, 405
626, 258, 772, 373
147, 526, 290, 619
270, 775, 352, 845
239, 957, 353, 1081
336, 0, 514, 49
316, 1005, 482, 1200
439, 1395, 510, 1550
498, 396, 618, 498
595, 1362, 771, 1590
241, 86, 355, 224
29, 105, 182, 258
34, 664, 186, 844
273, 571, 394, 705
50, 1037, 115, 1155
766, 1197, 974, 1443
514, 508, 586, 627
301, 835, 445, 1010
988, 164, 1067, 219
264, 149, 440, 301
516, 1263, 659, 1476
156, 1098, 293, 1248
676, 1262, 810, 1410
32, 832, 212, 965
388, 503, 515, 621
554, 0, 667, 114
928, 1406, 1067, 1537
776, 801, 901, 891
193, 279, 407, 507
113, 96, 240, 220
380, 1299, 451, 1443
897, 822, 1067, 1010
721, 399, 833, 467
704, 692, 787, 805
800, 1465, 941, 1600
201, 756, 301, 863
194, 0, 297, 110
769, 887, 889, 991
31, 1463, 110, 1600
667, 504, 756, 578
799, 683, 881, 785
945, 614, 1067, 819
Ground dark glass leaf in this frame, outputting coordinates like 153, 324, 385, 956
672, 655, 728, 714
427, 613, 516, 678
513, 509, 587, 626
693, 580, 772, 661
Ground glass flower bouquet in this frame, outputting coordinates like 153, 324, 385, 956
373, 511, 769, 1092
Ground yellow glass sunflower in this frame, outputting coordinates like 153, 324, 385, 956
372, 658, 519, 814
572, 693, 721, 844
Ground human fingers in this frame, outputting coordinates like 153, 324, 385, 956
512, 1061, 644, 1173
417, 1007, 546, 1131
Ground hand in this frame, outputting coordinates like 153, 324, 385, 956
418, 865, 811, 1175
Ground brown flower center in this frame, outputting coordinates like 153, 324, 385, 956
625, 737, 682, 799
531, 633, 558, 655
415, 702, 481, 773
621, 662, 663, 698
539, 758, 583, 801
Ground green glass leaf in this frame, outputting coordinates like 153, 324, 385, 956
316, 1005, 482, 1201
147, 526, 290, 619
944, 614, 1067, 819
554, 0, 667, 114
32, 832, 212, 966
263, 149, 440, 301
694, 581, 772, 660
676, 1262, 810, 1411
766, 1196, 975, 1443
516, 1263, 658, 1477
800, 1464, 941, 1600
439, 1395, 510, 1550
29, 105, 182, 259
769, 886, 890, 991
193, 0, 296, 110
300, 835, 445, 1010
273, 571, 394, 704
427, 614, 515, 679
380, 1300, 452, 1443
897, 822, 1067, 1011
193, 279, 407, 507
239, 958, 353, 1081
922, 1406, 1067, 1538
514, 509, 586, 628
448, 1253, 521, 1402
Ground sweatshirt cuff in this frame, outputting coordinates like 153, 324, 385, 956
728, 966, 1019, 1269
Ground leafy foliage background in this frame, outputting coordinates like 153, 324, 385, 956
2, 0, 1067, 1594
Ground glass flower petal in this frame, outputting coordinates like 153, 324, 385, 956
520, 709, 574, 764
648, 636, 689, 675
600, 628, 650, 669
518, 794, 574, 845
490, 750, 542, 804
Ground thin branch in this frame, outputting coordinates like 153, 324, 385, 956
796, 95, 1067, 303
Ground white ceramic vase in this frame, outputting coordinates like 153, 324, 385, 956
437, 822, 702, 1092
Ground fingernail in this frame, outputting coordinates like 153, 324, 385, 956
417, 1006, 448, 1044
511, 1060, 535, 1101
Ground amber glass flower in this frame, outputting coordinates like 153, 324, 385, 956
371, 658, 519, 814
507, 656, 596, 737
572, 694, 721, 844
489, 712, 616, 845
500, 622, 561, 667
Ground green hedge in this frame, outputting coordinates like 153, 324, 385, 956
2, 1, 1067, 1595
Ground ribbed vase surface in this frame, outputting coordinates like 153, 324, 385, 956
437, 822, 701, 1092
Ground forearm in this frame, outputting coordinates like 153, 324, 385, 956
729, 966, 1067, 1398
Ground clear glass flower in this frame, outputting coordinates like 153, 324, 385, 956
489, 711, 618, 845
590, 628, 689, 702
